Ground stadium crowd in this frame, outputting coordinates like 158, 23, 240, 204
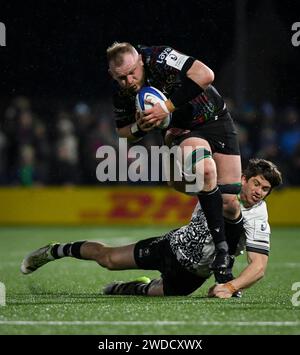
0, 96, 299, 186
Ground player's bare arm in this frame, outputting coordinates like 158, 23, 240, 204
209, 251, 268, 298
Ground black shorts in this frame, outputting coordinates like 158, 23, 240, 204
134, 236, 208, 296
171, 112, 240, 155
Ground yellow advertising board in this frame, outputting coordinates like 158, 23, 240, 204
0, 187, 299, 226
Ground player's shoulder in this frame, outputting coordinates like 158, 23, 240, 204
138, 44, 173, 63
255, 200, 268, 216
242, 200, 269, 221
137, 44, 173, 55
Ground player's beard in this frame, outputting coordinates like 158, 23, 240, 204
132, 73, 145, 92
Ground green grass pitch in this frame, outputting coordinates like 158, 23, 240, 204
0, 226, 300, 335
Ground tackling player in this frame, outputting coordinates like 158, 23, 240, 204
21, 159, 282, 298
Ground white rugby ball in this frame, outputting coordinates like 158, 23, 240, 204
135, 86, 171, 129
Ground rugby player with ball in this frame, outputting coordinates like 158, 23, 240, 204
106, 42, 243, 282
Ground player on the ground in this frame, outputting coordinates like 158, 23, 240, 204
21, 159, 282, 298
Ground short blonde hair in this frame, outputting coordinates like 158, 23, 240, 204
106, 42, 137, 66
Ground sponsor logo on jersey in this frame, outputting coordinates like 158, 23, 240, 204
261, 223, 267, 231
165, 50, 189, 70
156, 47, 172, 64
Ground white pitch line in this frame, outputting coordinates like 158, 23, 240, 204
0, 320, 300, 326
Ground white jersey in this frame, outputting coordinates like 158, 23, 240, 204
237, 200, 270, 256
188, 200, 271, 256
167, 200, 270, 276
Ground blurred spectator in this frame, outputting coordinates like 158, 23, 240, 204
16, 144, 45, 186
279, 107, 300, 156
3, 96, 32, 137
51, 114, 79, 185
33, 121, 51, 183
17, 111, 35, 146
51, 143, 79, 185
18, 145, 35, 186
0, 96, 299, 186
287, 143, 300, 185
84, 118, 118, 184
257, 143, 282, 171
56, 115, 78, 165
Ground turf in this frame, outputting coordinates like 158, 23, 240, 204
0, 226, 299, 335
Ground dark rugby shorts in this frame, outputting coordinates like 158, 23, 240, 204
171, 112, 240, 155
134, 236, 208, 296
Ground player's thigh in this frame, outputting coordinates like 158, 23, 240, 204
159, 239, 210, 296
178, 137, 212, 166
213, 153, 241, 185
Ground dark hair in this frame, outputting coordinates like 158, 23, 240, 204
243, 158, 282, 190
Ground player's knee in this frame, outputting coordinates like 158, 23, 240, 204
223, 196, 240, 219
203, 159, 216, 181
194, 158, 216, 188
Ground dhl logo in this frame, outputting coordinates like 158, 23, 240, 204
79, 191, 197, 224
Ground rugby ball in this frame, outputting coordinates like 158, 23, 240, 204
135, 86, 171, 129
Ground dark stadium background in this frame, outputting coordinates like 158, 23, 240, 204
1, 0, 300, 103
0, 0, 300, 186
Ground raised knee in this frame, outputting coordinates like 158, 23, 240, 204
203, 160, 216, 181
223, 196, 240, 219
194, 158, 216, 189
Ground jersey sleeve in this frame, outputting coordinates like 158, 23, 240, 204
243, 202, 271, 256
148, 46, 196, 78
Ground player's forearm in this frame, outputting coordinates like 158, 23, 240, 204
230, 260, 266, 291
117, 124, 146, 143
117, 125, 133, 139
